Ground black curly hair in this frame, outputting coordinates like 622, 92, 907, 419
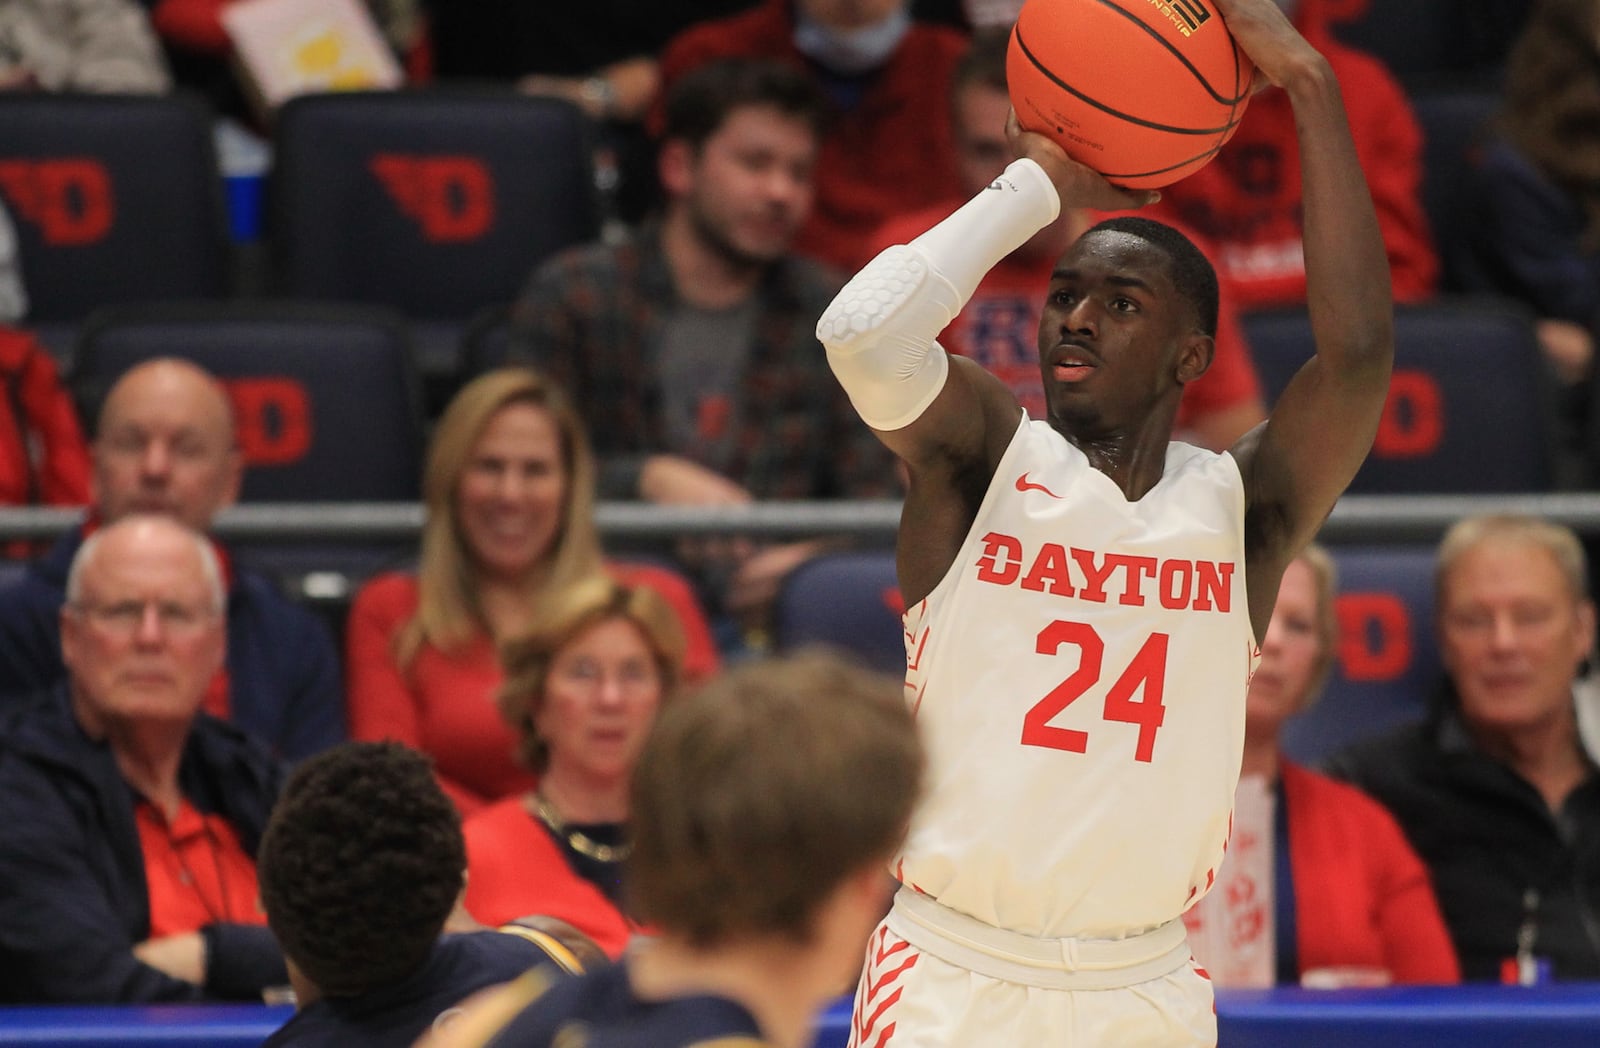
256, 741, 466, 998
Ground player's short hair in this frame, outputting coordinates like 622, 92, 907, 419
662, 57, 831, 149
1083, 215, 1221, 337
256, 741, 466, 998
628, 649, 924, 947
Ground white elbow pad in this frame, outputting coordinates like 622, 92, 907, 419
818, 245, 956, 431
818, 159, 1061, 431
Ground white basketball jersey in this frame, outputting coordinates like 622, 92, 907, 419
897, 415, 1257, 940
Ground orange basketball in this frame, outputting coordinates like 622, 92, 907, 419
1007, 0, 1254, 188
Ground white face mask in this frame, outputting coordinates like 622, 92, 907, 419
0, 201, 25, 326
793, 7, 912, 75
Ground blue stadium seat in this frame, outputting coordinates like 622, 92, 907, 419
69, 301, 427, 606
1243, 298, 1557, 493
268, 90, 600, 392
1281, 543, 1439, 766
0, 92, 230, 360
1410, 88, 1500, 293
71, 301, 424, 503
771, 548, 906, 675
457, 301, 532, 385
1328, 0, 1531, 90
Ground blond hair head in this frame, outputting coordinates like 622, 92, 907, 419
398, 368, 602, 665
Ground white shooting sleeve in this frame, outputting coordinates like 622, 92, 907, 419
817, 158, 1062, 431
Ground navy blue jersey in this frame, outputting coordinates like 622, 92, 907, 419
263, 931, 563, 1047
484, 959, 770, 1047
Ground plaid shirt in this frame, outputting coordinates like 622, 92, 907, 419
507, 225, 898, 501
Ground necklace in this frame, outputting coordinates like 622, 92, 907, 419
533, 794, 632, 863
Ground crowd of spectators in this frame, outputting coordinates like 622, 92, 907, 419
3, 0, 1599, 1032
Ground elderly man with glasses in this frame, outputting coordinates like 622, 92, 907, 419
0, 514, 287, 1003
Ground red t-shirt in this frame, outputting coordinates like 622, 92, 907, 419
1149, 5, 1437, 308
463, 797, 639, 959
136, 797, 265, 938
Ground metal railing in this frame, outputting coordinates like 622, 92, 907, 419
3, 493, 1598, 546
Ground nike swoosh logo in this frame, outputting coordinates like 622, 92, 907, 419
1015, 472, 1064, 499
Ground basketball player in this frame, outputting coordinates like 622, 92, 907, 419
418, 651, 924, 1048
817, 0, 1393, 1042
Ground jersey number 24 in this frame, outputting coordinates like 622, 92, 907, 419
1021, 620, 1167, 762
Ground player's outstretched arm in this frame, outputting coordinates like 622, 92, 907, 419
1221, 0, 1395, 630
818, 121, 1154, 601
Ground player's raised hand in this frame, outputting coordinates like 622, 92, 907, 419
1005, 108, 1159, 212
1212, 0, 1326, 93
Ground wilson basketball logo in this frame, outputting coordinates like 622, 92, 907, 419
0, 159, 115, 245
369, 154, 494, 242
1147, 0, 1213, 36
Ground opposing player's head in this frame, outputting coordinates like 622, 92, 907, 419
1039, 216, 1218, 435
257, 741, 467, 999
628, 650, 922, 959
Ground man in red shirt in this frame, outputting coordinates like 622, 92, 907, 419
0, 514, 285, 1002
1150, 0, 1437, 309
869, 28, 1267, 451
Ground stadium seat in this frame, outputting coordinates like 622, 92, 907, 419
457, 301, 530, 383
1328, 0, 1530, 90
1242, 298, 1557, 493
1281, 543, 1439, 767
0, 92, 231, 361
267, 90, 601, 394
771, 548, 906, 675
71, 301, 424, 502
1410, 88, 1500, 293
69, 301, 426, 603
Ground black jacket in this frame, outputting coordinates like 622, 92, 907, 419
1326, 694, 1600, 981
261, 932, 561, 1047
0, 689, 288, 1002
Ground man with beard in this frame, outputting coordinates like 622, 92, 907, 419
505, 57, 897, 641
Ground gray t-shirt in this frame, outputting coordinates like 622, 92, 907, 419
654, 297, 760, 475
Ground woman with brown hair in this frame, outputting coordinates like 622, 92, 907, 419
345, 368, 717, 814
461, 576, 685, 958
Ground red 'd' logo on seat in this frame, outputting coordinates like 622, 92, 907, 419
225, 377, 312, 466
1373, 369, 1442, 459
369, 154, 494, 242
0, 159, 115, 244
1334, 592, 1412, 681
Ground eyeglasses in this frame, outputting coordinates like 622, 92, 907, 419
555, 657, 660, 692
71, 599, 219, 637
